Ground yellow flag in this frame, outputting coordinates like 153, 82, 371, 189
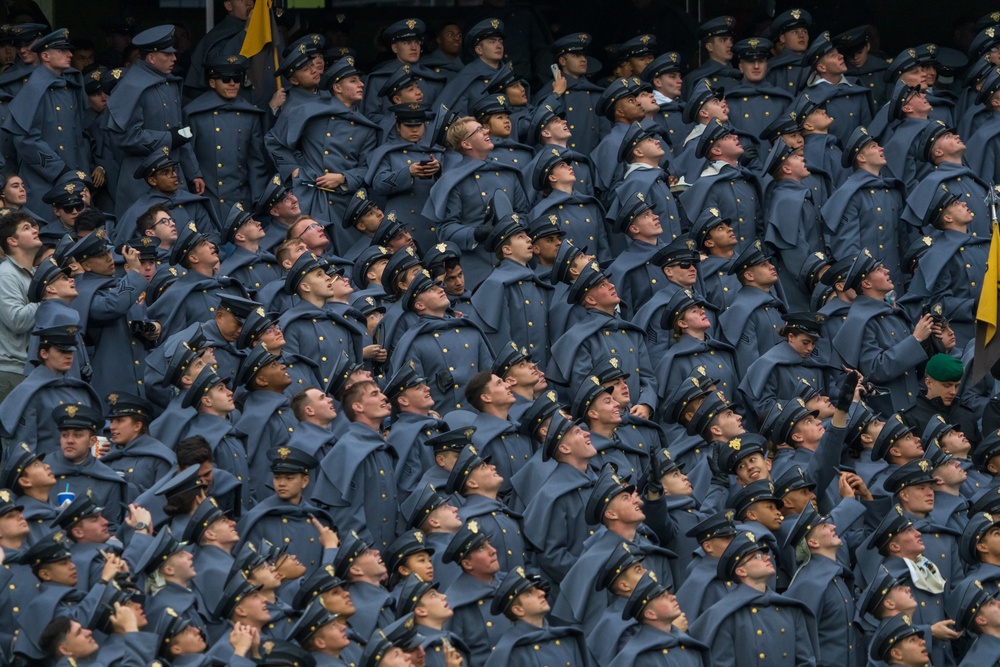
977, 219, 1000, 343
973, 217, 1000, 384
240, 0, 273, 58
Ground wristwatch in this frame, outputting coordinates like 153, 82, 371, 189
134, 522, 148, 532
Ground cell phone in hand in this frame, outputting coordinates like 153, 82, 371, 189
418, 159, 431, 166
550, 63, 561, 79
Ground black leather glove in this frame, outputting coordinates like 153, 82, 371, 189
836, 370, 860, 412
637, 470, 664, 498
169, 126, 192, 149
473, 225, 491, 244
707, 443, 730, 489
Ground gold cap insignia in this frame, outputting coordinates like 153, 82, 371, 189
790, 9, 801, 19
108, 393, 119, 405
729, 437, 741, 451
467, 520, 479, 534
278, 447, 291, 459
65, 405, 79, 418
406, 20, 417, 30
491, 19, 499, 29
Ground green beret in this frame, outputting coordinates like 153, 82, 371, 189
925, 354, 964, 382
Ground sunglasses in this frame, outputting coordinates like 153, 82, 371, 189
60, 203, 85, 213
215, 76, 241, 84
669, 261, 694, 270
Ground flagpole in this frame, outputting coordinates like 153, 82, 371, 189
273, 43, 281, 91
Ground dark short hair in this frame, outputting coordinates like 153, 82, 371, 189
464, 371, 494, 412
137, 204, 170, 234
39, 617, 73, 660
74, 208, 105, 235
0, 211, 36, 254
290, 389, 314, 421
176, 435, 212, 469
342, 380, 378, 422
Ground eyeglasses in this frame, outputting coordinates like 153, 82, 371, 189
156, 166, 177, 176
60, 203, 85, 213
462, 124, 489, 141
153, 216, 175, 227
305, 223, 324, 232
671, 261, 695, 270
263, 324, 282, 335
750, 551, 769, 560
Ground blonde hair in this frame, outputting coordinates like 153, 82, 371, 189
446, 116, 477, 152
